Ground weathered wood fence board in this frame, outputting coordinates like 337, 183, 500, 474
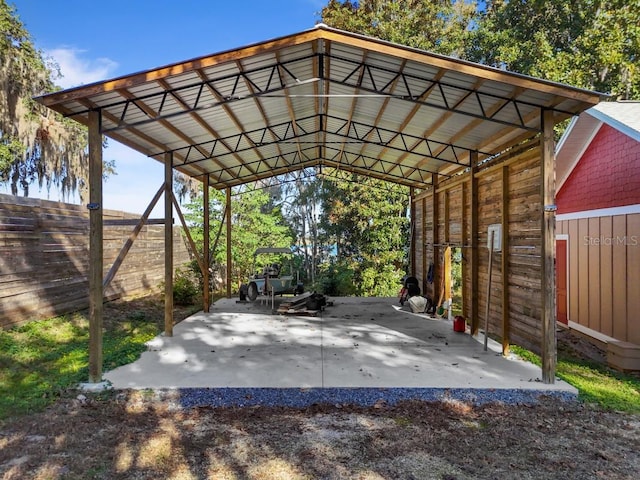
412, 140, 544, 353
0, 194, 190, 328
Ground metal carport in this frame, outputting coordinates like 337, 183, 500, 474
36, 24, 603, 384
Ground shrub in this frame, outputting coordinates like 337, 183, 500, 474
316, 261, 357, 296
173, 268, 199, 305
359, 263, 403, 297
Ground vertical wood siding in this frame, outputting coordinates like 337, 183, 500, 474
412, 142, 544, 353
558, 212, 640, 344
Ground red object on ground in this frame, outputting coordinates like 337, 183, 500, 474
453, 315, 466, 333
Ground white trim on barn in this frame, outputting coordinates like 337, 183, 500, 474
557, 203, 640, 221
556, 121, 603, 192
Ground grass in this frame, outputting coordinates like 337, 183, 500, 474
511, 345, 640, 413
0, 312, 155, 420
2, 295, 640, 420
0, 295, 201, 421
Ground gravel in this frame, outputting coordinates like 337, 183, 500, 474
165, 387, 578, 409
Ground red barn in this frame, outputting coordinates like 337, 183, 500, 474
555, 101, 640, 370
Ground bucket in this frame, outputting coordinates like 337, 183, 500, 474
453, 315, 466, 333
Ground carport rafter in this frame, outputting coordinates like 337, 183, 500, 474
152, 78, 242, 174
327, 53, 546, 131
76, 98, 208, 178
234, 59, 291, 167
93, 54, 318, 135
319, 166, 416, 194
340, 51, 404, 179
153, 113, 483, 173
319, 157, 433, 189
118, 86, 258, 177
86, 50, 567, 140
323, 146, 444, 185
357, 59, 435, 178
474, 95, 570, 160
313, 41, 328, 163
181, 138, 445, 190
206, 148, 317, 188
231, 166, 414, 196
277, 49, 307, 169
413, 82, 524, 171
207, 148, 437, 191
194, 68, 270, 170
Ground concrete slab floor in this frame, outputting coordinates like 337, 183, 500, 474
104, 296, 576, 394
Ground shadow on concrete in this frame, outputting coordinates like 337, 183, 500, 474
105, 296, 576, 396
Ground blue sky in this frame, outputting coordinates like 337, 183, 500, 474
8, 0, 325, 214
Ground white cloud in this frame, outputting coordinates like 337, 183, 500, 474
47, 47, 118, 89
102, 141, 166, 216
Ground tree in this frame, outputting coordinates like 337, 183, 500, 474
318, 172, 410, 296
182, 185, 295, 293
321, 0, 477, 56
0, 0, 96, 200
467, 0, 640, 99
279, 171, 324, 285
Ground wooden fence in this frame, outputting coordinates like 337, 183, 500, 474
412, 141, 544, 353
0, 193, 191, 328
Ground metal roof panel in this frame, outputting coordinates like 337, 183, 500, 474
36, 24, 604, 189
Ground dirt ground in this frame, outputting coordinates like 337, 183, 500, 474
0, 300, 638, 480
0, 392, 638, 480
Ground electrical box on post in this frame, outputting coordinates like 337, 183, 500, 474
487, 224, 502, 252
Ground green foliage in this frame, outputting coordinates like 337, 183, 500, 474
279, 172, 324, 285
0, 0, 99, 200
172, 268, 200, 305
0, 1, 50, 83
467, 0, 640, 99
359, 262, 403, 297
0, 312, 158, 420
183, 186, 295, 293
511, 345, 640, 413
0, 136, 24, 180
451, 248, 463, 313
227, 189, 296, 283
315, 260, 357, 296
318, 172, 410, 296
321, 0, 477, 56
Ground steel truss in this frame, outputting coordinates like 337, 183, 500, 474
232, 166, 414, 196
91, 52, 551, 137
200, 140, 444, 190
78, 50, 559, 188
160, 113, 482, 171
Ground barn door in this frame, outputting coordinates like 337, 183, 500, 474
556, 238, 568, 325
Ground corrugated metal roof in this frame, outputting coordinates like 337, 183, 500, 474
37, 24, 604, 190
